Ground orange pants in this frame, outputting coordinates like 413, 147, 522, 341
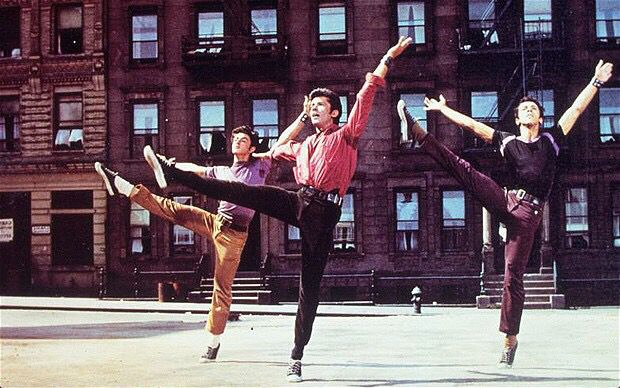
131, 185, 248, 334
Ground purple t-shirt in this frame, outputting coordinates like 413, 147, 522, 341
204, 157, 271, 227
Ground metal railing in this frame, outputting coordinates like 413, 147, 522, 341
182, 34, 287, 63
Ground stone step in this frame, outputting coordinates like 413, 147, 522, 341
200, 278, 263, 287
484, 280, 555, 289
485, 302, 552, 309
199, 283, 264, 290
485, 273, 554, 281
487, 294, 556, 303
483, 287, 556, 296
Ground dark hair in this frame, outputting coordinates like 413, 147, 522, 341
232, 125, 260, 148
513, 96, 545, 119
309, 87, 342, 124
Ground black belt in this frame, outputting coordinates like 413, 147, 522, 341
300, 185, 343, 206
216, 213, 248, 232
509, 189, 543, 206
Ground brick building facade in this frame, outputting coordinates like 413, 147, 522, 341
0, 0, 106, 295
2, 1, 618, 305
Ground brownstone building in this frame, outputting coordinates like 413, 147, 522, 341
5, 1, 617, 306
0, 0, 106, 295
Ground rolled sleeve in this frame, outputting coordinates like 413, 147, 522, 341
272, 140, 301, 162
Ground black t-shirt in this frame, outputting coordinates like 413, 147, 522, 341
492, 125, 565, 200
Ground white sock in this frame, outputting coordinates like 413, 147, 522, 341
113, 176, 134, 197
207, 334, 220, 348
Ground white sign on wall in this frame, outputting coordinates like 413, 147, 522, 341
0, 218, 14, 242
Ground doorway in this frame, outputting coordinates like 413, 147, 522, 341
0, 192, 31, 295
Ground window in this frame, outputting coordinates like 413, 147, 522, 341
565, 187, 589, 248
253, 99, 278, 153
131, 13, 158, 61
338, 95, 349, 126
172, 196, 195, 254
199, 100, 226, 155
599, 88, 620, 143
198, 10, 224, 53
54, 94, 83, 151
467, 91, 498, 148
466, 0, 498, 49
613, 188, 620, 247
442, 190, 466, 251
399, 93, 426, 148
596, 0, 620, 43
0, 7, 20, 58
318, 1, 346, 55
0, 97, 20, 152
130, 202, 151, 255
334, 192, 355, 252
396, 1, 425, 45
51, 191, 93, 266
530, 89, 555, 128
251, 6, 277, 45
395, 190, 419, 251
55, 5, 83, 54
286, 224, 301, 253
523, 0, 552, 40
131, 103, 158, 158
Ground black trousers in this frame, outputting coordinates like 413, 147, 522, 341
168, 167, 341, 359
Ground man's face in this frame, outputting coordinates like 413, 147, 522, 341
310, 96, 339, 129
231, 132, 255, 156
515, 101, 543, 127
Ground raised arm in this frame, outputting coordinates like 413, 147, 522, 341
175, 160, 210, 178
253, 96, 310, 160
372, 36, 413, 79
558, 60, 613, 135
424, 94, 495, 143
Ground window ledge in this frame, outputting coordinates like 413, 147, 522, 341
127, 60, 164, 70
310, 53, 357, 62
50, 265, 96, 272
0, 151, 22, 156
52, 149, 85, 154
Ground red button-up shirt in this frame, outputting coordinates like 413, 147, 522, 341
272, 73, 385, 196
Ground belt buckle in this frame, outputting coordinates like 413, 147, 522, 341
516, 189, 526, 200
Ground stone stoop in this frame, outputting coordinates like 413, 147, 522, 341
476, 270, 565, 309
188, 271, 272, 305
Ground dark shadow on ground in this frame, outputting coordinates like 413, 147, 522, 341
0, 321, 204, 339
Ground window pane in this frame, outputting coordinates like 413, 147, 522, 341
396, 191, 419, 230
130, 202, 150, 226
132, 15, 157, 41
173, 196, 194, 246
613, 189, 620, 247
334, 193, 355, 251
600, 88, 620, 142
58, 6, 82, 28
469, 0, 495, 21
133, 104, 158, 131
530, 89, 554, 127
200, 101, 225, 126
253, 99, 278, 151
565, 188, 588, 232
523, 0, 552, 38
400, 93, 426, 146
397, 2, 425, 44
338, 96, 348, 125
0, 8, 21, 58
251, 9, 277, 36
319, 4, 346, 41
199, 101, 226, 154
443, 190, 465, 226
596, 0, 620, 38
471, 91, 498, 121
288, 225, 300, 240
59, 101, 82, 121
199, 12, 224, 38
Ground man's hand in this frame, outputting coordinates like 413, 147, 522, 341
387, 36, 413, 58
424, 95, 447, 112
594, 60, 613, 83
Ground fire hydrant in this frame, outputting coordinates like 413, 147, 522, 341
411, 286, 422, 314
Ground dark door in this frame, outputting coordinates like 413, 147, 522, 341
239, 213, 261, 271
0, 192, 31, 295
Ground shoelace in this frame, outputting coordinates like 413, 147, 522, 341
156, 154, 175, 167
287, 361, 301, 375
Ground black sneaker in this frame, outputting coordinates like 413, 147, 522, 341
498, 340, 518, 368
397, 99, 427, 145
286, 360, 302, 383
198, 344, 220, 363
94, 162, 119, 196
143, 145, 173, 189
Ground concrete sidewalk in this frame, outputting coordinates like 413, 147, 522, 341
1, 299, 618, 387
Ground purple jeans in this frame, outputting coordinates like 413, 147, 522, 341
421, 134, 544, 335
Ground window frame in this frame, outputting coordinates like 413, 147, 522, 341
394, 189, 420, 252
333, 191, 357, 253
198, 99, 227, 156
0, 96, 20, 153
441, 189, 467, 252
170, 195, 196, 255
251, 97, 280, 153
398, 91, 428, 149
466, 90, 499, 149
54, 4, 84, 55
564, 187, 590, 249
250, 1, 279, 46
612, 186, 620, 248
53, 93, 84, 152
594, 0, 620, 45
598, 87, 620, 144
131, 101, 159, 159
50, 190, 94, 266
130, 10, 159, 63
129, 201, 152, 257
393, 0, 434, 54
315, 0, 352, 56
0, 6, 21, 58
